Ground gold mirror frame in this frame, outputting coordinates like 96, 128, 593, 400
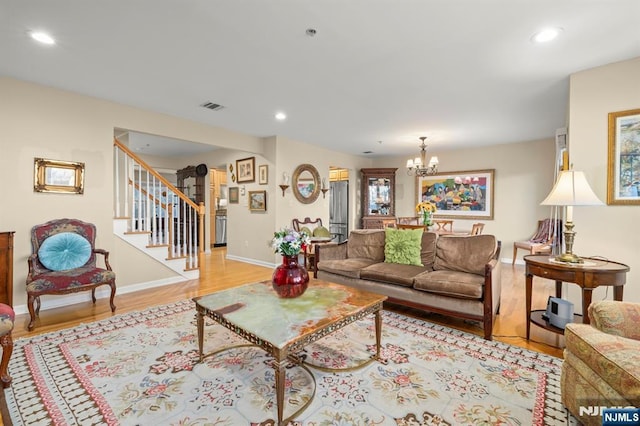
292, 163, 321, 204
34, 158, 85, 194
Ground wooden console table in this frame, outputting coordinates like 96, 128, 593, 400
524, 254, 629, 339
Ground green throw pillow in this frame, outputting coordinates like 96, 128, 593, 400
299, 226, 312, 236
313, 226, 331, 238
384, 228, 423, 266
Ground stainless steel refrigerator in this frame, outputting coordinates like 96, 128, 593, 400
329, 180, 349, 243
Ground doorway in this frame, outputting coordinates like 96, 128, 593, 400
329, 167, 349, 243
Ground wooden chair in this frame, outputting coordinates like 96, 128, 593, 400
512, 218, 562, 265
397, 224, 427, 230
397, 216, 419, 225
0, 303, 14, 387
292, 217, 332, 271
26, 218, 116, 330
471, 223, 485, 235
434, 219, 453, 232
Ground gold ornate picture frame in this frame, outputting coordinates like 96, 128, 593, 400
34, 158, 85, 194
248, 190, 266, 212
607, 108, 640, 205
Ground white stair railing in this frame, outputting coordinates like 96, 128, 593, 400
113, 138, 204, 271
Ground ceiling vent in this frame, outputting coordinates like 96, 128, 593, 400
200, 102, 225, 111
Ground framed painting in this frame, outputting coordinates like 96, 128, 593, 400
236, 157, 255, 183
34, 158, 85, 194
416, 169, 495, 219
607, 108, 640, 205
258, 164, 268, 185
248, 190, 267, 212
228, 187, 239, 204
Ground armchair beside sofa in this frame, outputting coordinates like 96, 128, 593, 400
315, 229, 501, 340
561, 300, 640, 425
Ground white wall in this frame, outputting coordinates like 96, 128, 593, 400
375, 138, 558, 262
566, 56, 640, 304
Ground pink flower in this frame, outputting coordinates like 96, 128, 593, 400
394, 374, 411, 387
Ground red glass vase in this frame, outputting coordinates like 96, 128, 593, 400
272, 255, 309, 298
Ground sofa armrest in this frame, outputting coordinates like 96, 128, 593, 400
314, 241, 348, 278
589, 301, 640, 341
481, 242, 502, 339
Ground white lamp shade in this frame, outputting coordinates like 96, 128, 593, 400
428, 156, 439, 166
413, 157, 422, 167
406, 159, 414, 168
541, 170, 603, 206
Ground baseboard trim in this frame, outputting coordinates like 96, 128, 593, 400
13, 276, 187, 316
225, 254, 276, 269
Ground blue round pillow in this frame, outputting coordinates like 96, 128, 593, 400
38, 232, 91, 271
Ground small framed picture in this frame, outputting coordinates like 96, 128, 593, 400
248, 190, 267, 212
236, 157, 255, 183
259, 164, 268, 185
228, 187, 239, 204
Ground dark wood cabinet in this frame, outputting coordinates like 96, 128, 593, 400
361, 168, 397, 229
0, 232, 14, 306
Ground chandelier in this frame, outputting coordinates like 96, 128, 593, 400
406, 136, 439, 176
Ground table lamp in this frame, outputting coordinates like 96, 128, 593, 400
540, 170, 603, 263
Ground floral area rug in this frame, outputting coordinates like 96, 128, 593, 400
4, 299, 577, 425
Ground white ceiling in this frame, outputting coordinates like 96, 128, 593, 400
2, 1, 639, 158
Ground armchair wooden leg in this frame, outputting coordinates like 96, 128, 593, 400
109, 282, 117, 312
0, 333, 13, 388
91, 288, 97, 304
512, 245, 517, 265
27, 295, 38, 331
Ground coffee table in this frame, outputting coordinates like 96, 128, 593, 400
193, 280, 386, 425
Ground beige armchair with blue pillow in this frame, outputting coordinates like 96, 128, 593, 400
26, 218, 116, 331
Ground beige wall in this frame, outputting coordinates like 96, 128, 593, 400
375, 138, 558, 263
567, 56, 640, 304
0, 77, 263, 310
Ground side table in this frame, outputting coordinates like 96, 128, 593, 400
524, 254, 629, 339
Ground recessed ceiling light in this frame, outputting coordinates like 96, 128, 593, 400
275, 112, 287, 121
531, 27, 562, 43
30, 31, 56, 45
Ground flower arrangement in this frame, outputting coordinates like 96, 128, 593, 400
270, 228, 311, 256
415, 201, 437, 213
416, 201, 437, 226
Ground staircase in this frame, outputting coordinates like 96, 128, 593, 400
113, 139, 204, 279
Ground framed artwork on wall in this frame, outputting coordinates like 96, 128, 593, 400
416, 169, 495, 219
228, 187, 239, 204
236, 157, 255, 183
34, 158, 85, 194
258, 164, 268, 185
248, 190, 267, 212
607, 108, 640, 205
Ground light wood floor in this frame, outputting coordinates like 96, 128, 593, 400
12, 248, 565, 357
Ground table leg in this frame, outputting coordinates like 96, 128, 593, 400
525, 273, 533, 340
555, 281, 562, 298
274, 359, 285, 426
582, 289, 593, 324
374, 310, 382, 360
196, 310, 204, 362
614, 285, 624, 302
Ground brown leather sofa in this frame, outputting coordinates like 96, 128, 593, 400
315, 229, 501, 340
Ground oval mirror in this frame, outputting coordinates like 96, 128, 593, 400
292, 163, 321, 204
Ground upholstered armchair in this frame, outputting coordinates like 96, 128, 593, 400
561, 300, 640, 425
0, 303, 14, 387
26, 218, 116, 331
